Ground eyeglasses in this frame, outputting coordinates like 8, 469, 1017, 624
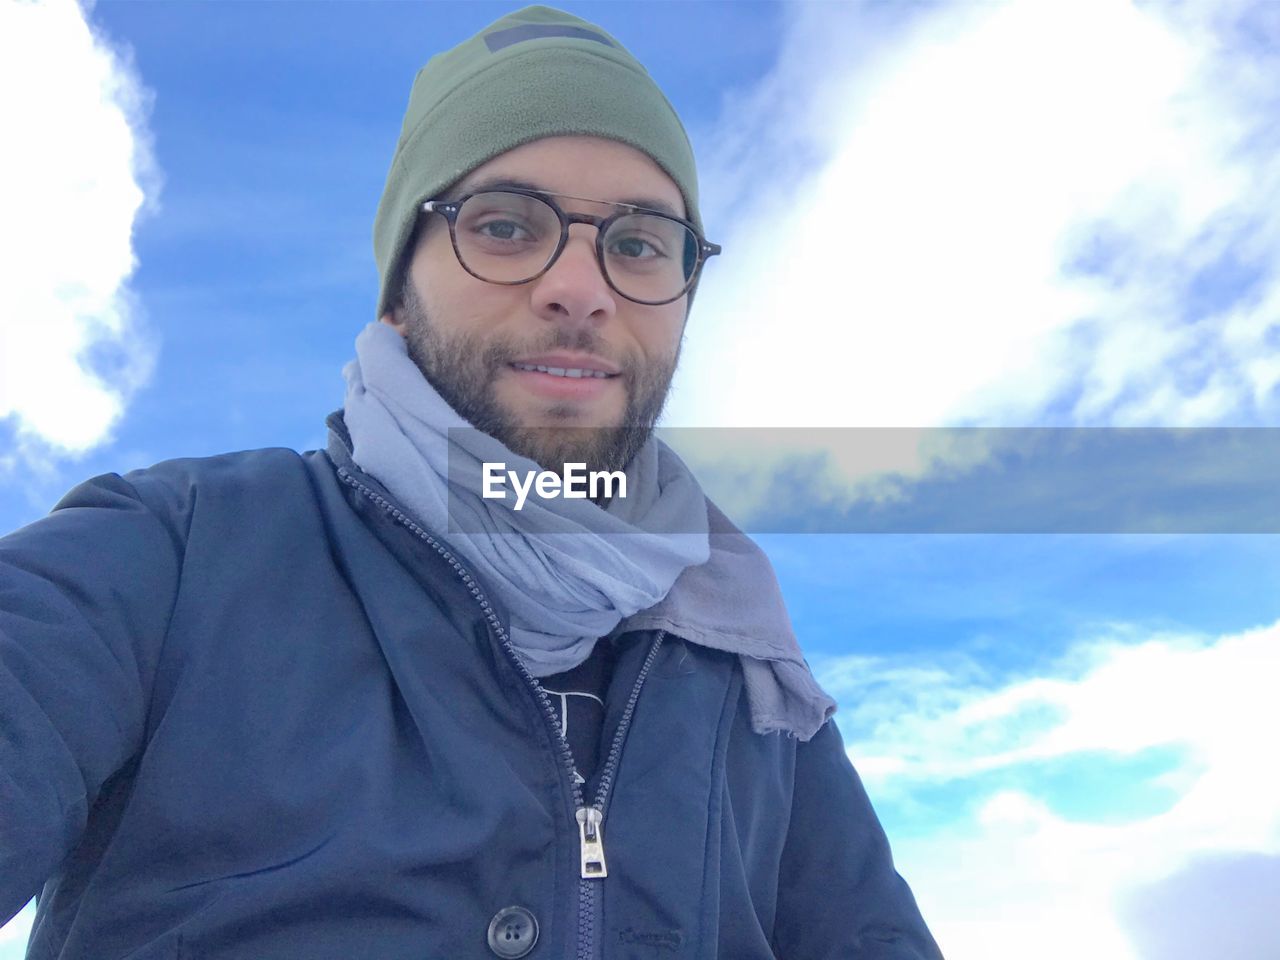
420, 188, 721, 306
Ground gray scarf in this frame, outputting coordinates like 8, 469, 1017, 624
342, 321, 835, 739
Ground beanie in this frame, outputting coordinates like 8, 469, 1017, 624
372, 4, 706, 323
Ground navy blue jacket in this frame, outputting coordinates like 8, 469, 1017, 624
0, 414, 943, 959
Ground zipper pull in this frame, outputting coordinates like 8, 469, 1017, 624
576, 806, 608, 879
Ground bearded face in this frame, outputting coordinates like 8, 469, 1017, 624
395, 272, 679, 476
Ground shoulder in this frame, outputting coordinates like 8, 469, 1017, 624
109, 446, 330, 516
48, 448, 341, 551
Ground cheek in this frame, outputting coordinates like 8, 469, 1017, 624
417, 264, 512, 334
630, 308, 685, 361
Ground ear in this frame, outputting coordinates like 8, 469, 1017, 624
381, 244, 420, 335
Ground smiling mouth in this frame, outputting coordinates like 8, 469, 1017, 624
509, 362, 619, 380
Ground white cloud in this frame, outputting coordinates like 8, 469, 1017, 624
815, 620, 1280, 960
0, 899, 33, 959
1120, 852, 1280, 960
669, 0, 1280, 494
0, 0, 159, 469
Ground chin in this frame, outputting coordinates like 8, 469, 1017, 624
511, 401, 626, 432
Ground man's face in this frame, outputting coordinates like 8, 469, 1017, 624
382, 135, 689, 475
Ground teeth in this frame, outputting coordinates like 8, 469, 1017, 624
512, 363, 611, 379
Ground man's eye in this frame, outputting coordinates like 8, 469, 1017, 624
477, 219, 533, 241
609, 235, 663, 259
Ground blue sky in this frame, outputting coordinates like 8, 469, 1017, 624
3, 1, 1280, 957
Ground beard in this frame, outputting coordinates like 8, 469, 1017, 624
396, 278, 679, 476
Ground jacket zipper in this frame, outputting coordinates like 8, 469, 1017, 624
338, 467, 664, 960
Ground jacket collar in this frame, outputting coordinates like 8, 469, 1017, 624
326, 408, 356, 468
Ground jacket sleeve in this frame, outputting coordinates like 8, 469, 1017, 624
771, 717, 945, 959
0, 472, 182, 925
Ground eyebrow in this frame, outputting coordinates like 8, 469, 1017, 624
455, 175, 684, 219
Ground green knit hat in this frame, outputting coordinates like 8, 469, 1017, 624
372, 4, 706, 323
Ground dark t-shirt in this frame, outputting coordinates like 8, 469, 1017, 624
536, 637, 616, 785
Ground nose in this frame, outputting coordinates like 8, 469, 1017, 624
529, 223, 616, 328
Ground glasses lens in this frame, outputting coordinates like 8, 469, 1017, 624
454, 191, 560, 282
603, 214, 699, 303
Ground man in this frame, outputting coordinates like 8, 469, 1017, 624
0, 5, 943, 958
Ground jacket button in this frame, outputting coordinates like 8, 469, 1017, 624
487, 905, 539, 958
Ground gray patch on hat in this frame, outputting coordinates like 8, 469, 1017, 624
484, 23, 616, 53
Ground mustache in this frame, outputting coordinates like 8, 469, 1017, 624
480, 330, 632, 375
